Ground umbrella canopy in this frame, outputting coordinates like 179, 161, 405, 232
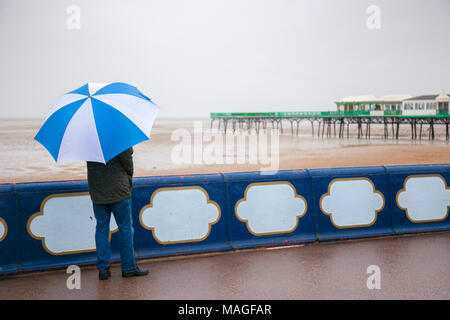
35, 82, 160, 163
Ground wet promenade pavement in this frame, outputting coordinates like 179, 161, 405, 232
1, 232, 449, 300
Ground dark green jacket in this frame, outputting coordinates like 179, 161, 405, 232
87, 147, 134, 204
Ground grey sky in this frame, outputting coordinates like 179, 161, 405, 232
0, 0, 449, 119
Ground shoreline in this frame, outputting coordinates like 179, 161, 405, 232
1, 119, 449, 184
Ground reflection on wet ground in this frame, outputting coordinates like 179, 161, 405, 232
1, 232, 448, 299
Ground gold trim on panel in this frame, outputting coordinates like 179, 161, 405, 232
234, 181, 308, 236
27, 192, 118, 256
319, 177, 385, 229
0, 217, 7, 242
138, 186, 221, 245
396, 174, 450, 223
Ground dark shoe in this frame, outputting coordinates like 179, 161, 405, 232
99, 267, 111, 280
122, 266, 149, 278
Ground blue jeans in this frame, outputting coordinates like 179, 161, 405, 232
92, 197, 137, 272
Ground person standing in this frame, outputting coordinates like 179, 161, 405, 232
87, 147, 148, 280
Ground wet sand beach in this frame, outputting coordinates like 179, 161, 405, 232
0, 118, 449, 184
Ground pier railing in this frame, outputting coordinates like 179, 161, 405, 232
1, 165, 450, 276
211, 110, 449, 118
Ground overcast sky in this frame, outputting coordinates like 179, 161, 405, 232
1, 0, 449, 119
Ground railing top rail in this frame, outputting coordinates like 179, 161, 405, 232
210, 111, 450, 118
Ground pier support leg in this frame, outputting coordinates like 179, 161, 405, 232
396, 120, 400, 140
446, 122, 449, 141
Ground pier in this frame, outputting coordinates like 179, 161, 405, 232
210, 111, 450, 140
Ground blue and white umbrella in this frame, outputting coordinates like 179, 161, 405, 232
35, 82, 160, 163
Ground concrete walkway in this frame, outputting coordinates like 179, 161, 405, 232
1, 232, 449, 300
